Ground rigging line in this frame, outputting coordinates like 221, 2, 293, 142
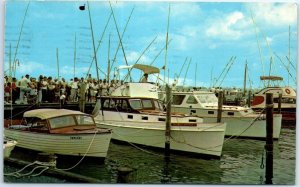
85, 12, 113, 79
213, 56, 233, 87
285, 56, 296, 72
87, 1, 100, 82
163, 4, 171, 84
172, 56, 188, 86
183, 58, 192, 86
274, 53, 296, 85
109, 2, 131, 81
12, 1, 30, 77
109, 7, 135, 73
250, 10, 265, 83
124, 36, 158, 82
149, 39, 172, 66
218, 56, 236, 87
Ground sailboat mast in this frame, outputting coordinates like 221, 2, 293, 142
288, 25, 291, 86
56, 48, 60, 80
195, 62, 197, 87
107, 33, 111, 82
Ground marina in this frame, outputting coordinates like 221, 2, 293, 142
2, 1, 297, 185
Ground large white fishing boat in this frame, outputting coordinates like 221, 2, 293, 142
159, 90, 282, 139
93, 64, 226, 158
4, 109, 112, 159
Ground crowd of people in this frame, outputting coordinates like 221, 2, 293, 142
3, 74, 124, 105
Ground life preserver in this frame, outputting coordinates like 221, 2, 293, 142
285, 88, 291, 94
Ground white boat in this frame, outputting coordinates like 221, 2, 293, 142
159, 90, 282, 139
251, 76, 296, 122
3, 138, 17, 159
4, 109, 112, 159
93, 64, 226, 158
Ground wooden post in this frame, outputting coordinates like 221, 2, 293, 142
117, 166, 135, 183
165, 84, 171, 158
217, 91, 223, 123
248, 90, 251, 107
79, 83, 87, 113
278, 93, 282, 114
265, 93, 273, 184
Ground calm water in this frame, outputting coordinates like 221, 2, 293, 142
4, 127, 296, 184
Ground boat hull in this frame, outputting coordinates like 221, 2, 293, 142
3, 140, 17, 159
4, 128, 112, 158
95, 112, 226, 158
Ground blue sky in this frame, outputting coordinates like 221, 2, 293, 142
3, 1, 298, 89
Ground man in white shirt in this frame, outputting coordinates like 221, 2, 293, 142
19, 74, 31, 104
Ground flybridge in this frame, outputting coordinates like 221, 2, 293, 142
111, 82, 159, 99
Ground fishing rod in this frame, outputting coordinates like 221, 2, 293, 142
12, 1, 30, 77
171, 57, 187, 87
109, 2, 131, 81
109, 7, 135, 74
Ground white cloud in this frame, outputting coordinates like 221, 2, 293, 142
205, 11, 248, 40
126, 51, 151, 64
249, 3, 297, 27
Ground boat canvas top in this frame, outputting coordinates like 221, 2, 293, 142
260, 76, 283, 81
118, 64, 160, 75
24, 109, 87, 120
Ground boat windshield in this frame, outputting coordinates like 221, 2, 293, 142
129, 99, 143, 110
48, 115, 94, 129
196, 94, 218, 105
49, 115, 76, 129
75, 115, 95, 125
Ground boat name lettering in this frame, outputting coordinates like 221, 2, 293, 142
70, 136, 82, 140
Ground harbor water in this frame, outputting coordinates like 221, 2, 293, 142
4, 127, 296, 184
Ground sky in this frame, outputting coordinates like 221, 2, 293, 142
3, 0, 298, 89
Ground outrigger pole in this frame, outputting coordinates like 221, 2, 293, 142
109, 2, 131, 81
87, 1, 100, 82
74, 33, 76, 79
109, 7, 135, 76
12, 1, 30, 77
183, 58, 192, 86
85, 12, 112, 79
163, 4, 171, 84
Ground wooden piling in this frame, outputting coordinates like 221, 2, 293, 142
248, 90, 251, 107
265, 93, 273, 184
117, 166, 135, 183
79, 83, 87, 113
217, 91, 223, 123
165, 84, 171, 158
278, 93, 282, 114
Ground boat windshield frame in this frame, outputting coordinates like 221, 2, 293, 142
48, 114, 95, 129
195, 93, 218, 105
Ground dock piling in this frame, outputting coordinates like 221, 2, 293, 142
217, 91, 223, 123
265, 93, 274, 184
165, 84, 171, 159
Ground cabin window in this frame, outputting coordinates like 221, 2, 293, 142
128, 115, 133, 119
186, 96, 198, 104
189, 119, 197, 122
75, 115, 94, 125
49, 116, 76, 129
129, 99, 142, 110
172, 95, 185, 105
158, 118, 166, 121
142, 99, 153, 109
208, 111, 214, 114
196, 94, 218, 105
227, 112, 234, 116
142, 116, 148, 120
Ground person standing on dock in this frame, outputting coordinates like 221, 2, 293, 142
70, 77, 79, 102
18, 74, 31, 104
